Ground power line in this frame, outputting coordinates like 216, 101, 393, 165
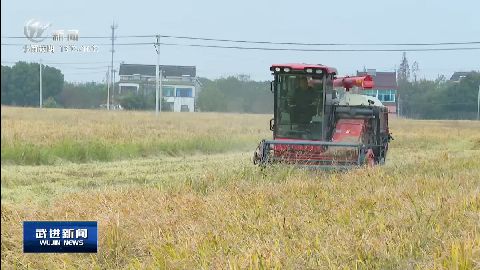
158, 35, 480, 47
2, 42, 480, 51
102, 41, 480, 51
156, 42, 480, 52
2, 34, 480, 46
0, 42, 152, 46
3, 60, 474, 74
1, 35, 152, 39
1, 60, 117, 65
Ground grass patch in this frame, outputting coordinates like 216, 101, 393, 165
1, 137, 255, 165
1, 107, 270, 165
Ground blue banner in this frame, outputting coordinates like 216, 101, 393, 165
23, 221, 97, 253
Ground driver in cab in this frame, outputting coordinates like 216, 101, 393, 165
293, 77, 316, 124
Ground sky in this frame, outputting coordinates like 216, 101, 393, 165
2, 0, 480, 82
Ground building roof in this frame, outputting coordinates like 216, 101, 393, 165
449, 71, 475, 81
119, 64, 196, 77
357, 71, 397, 89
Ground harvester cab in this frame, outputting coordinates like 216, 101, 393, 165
253, 63, 392, 169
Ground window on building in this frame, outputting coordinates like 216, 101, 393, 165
162, 86, 175, 97
363, 89, 396, 102
176, 87, 193, 97
380, 91, 394, 102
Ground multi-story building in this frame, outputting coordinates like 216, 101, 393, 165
118, 63, 199, 112
357, 69, 398, 116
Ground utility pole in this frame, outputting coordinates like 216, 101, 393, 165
110, 22, 118, 109
477, 84, 479, 121
397, 95, 400, 118
154, 35, 162, 115
159, 69, 163, 113
106, 66, 110, 110
112, 69, 117, 108
39, 60, 43, 108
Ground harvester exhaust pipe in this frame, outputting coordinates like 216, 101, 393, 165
333, 75, 374, 91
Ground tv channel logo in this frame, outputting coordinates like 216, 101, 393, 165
23, 221, 97, 253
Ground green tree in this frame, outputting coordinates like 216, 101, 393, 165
119, 93, 147, 110
1, 65, 12, 103
1, 62, 63, 106
117, 92, 165, 111
197, 83, 227, 112
412, 61, 419, 82
399, 71, 480, 119
397, 52, 410, 85
197, 75, 272, 113
59, 82, 107, 108
43, 97, 60, 108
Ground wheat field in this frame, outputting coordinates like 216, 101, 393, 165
1, 106, 480, 269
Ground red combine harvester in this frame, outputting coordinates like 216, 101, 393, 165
253, 63, 393, 169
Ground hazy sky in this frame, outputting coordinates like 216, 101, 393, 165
2, 0, 479, 82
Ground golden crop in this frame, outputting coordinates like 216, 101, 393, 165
1, 106, 479, 269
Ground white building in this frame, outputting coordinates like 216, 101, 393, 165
118, 64, 199, 112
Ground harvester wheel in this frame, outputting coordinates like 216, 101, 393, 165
366, 149, 375, 167
252, 140, 265, 165
253, 151, 261, 165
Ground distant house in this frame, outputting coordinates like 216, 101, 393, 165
118, 63, 199, 112
357, 69, 398, 116
449, 71, 475, 82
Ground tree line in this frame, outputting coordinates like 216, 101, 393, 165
197, 75, 272, 113
396, 53, 480, 119
2, 62, 64, 107
2, 60, 479, 119
1, 62, 106, 109
1, 62, 273, 113
116, 75, 273, 113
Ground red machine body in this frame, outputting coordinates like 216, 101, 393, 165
331, 119, 366, 143
333, 75, 374, 91
253, 63, 392, 169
